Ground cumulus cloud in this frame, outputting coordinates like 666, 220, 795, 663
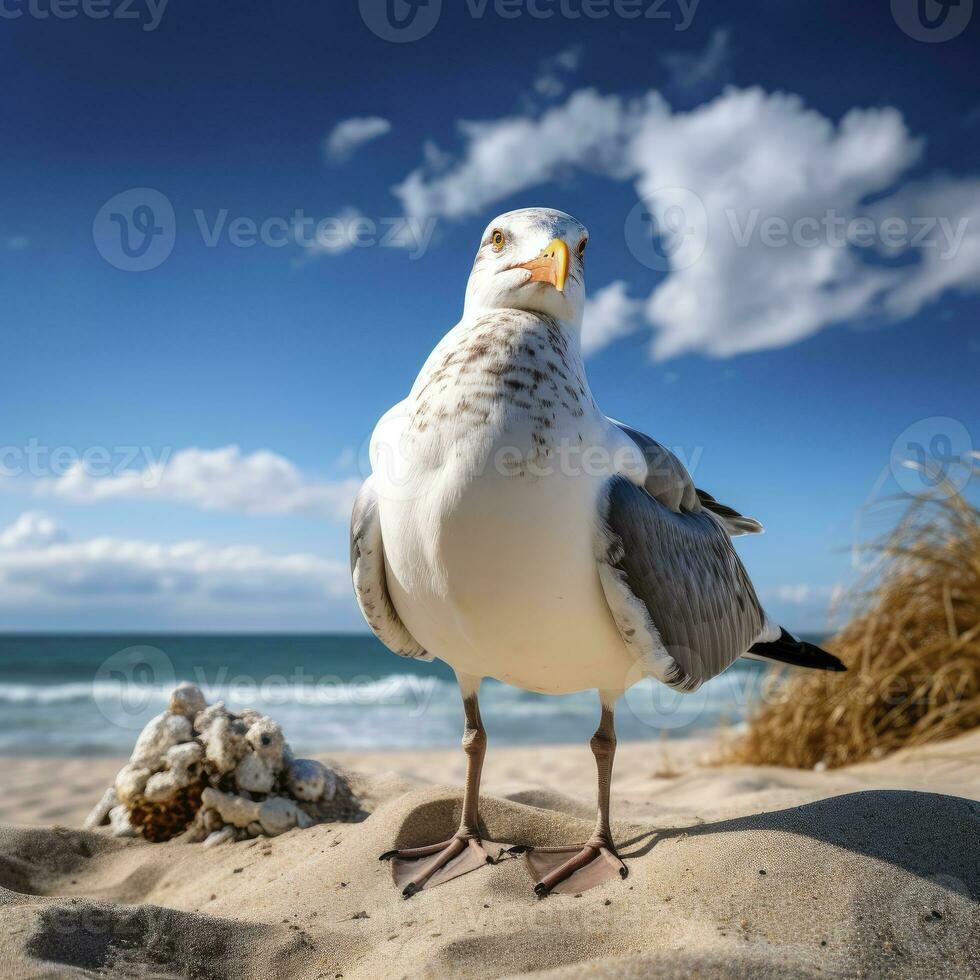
760, 583, 845, 607
758, 582, 848, 632
323, 116, 392, 164
292, 206, 368, 260
0, 513, 349, 611
394, 89, 633, 222
0, 511, 67, 549
661, 27, 732, 91
394, 86, 980, 360
581, 281, 644, 356
39, 446, 361, 522
868, 176, 980, 320
533, 45, 584, 100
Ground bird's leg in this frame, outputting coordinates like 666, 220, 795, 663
457, 685, 487, 839
380, 675, 520, 898
525, 701, 628, 897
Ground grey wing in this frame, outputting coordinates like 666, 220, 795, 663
350, 479, 431, 661
610, 418, 763, 536
596, 475, 767, 692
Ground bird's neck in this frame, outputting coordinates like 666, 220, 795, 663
410, 309, 593, 421
460, 306, 584, 367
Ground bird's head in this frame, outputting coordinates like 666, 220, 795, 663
464, 207, 589, 325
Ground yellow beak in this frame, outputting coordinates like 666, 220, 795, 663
516, 238, 569, 293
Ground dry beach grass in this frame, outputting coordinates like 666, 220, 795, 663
722, 468, 980, 770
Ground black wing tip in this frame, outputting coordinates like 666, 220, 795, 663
751, 628, 847, 672
695, 488, 764, 535
819, 654, 848, 672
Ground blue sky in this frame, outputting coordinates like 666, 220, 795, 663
0, 0, 977, 632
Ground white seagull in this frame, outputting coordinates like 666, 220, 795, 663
351, 207, 844, 898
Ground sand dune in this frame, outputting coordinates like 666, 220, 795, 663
2, 733, 979, 978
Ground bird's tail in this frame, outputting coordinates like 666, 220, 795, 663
746, 628, 846, 672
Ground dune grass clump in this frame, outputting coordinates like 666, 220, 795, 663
720, 466, 980, 770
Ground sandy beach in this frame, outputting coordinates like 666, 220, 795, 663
2, 732, 979, 979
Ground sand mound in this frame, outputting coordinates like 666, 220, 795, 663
2, 757, 978, 979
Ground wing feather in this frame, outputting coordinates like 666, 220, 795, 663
350, 480, 431, 660
609, 418, 763, 535
597, 475, 765, 691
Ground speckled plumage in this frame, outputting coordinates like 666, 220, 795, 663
351, 207, 781, 700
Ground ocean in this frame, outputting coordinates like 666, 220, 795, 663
0, 634, 797, 757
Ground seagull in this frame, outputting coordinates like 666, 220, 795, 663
351, 207, 844, 898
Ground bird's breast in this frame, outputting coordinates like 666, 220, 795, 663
372, 311, 635, 694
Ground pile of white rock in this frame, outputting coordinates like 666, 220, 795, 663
85, 682, 358, 846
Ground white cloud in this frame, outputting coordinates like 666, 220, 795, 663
0, 513, 349, 611
394, 85, 980, 360
293, 206, 367, 260
758, 582, 848, 632
761, 583, 844, 606
323, 116, 392, 164
39, 446, 361, 522
581, 280, 644, 356
869, 177, 980, 320
661, 27, 732, 90
533, 45, 583, 100
0, 511, 67, 549
394, 89, 633, 222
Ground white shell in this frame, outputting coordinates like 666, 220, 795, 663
257, 796, 313, 835
114, 764, 151, 806
168, 682, 207, 718
130, 712, 192, 770
245, 716, 287, 761
83, 787, 118, 830
142, 742, 204, 803
203, 826, 237, 848
235, 753, 278, 794
285, 759, 337, 802
92, 684, 351, 846
108, 804, 136, 838
198, 712, 247, 776
201, 786, 260, 828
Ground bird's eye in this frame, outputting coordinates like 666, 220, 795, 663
491, 229, 506, 251
577, 237, 588, 257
